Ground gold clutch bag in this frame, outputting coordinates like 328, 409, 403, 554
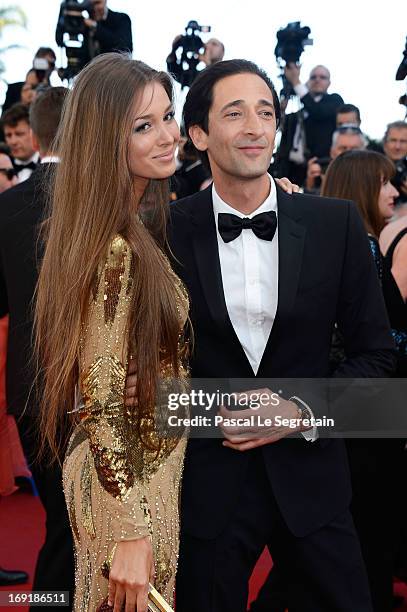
96, 584, 173, 612
148, 583, 174, 612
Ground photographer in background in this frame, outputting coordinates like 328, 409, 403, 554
285, 64, 344, 156
199, 38, 225, 66
305, 125, 367, 193
166, 21, 224, 89
56, 0, 132, 68
276, 64, 343, 185
2, 47, 56, 114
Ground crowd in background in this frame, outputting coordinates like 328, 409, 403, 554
0, 1, 406, 610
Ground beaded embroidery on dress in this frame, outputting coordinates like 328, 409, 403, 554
62, 235, 189, 611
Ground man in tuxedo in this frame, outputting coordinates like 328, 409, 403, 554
2, 47, 56, 114
159, 60, 395, 611
0, 87, 74, 609
1, 104, 39, 182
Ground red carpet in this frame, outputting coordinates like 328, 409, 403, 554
1, 488, 407, 611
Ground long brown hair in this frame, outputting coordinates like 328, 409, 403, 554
322, 150, 395, 237
35, 53, 183, 460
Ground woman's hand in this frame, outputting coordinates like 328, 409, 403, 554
275, 177, 300, 194
108, 537, 154, 612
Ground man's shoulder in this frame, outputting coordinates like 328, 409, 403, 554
281, 190, 354, 224
285, 189, 351, 209
171, 186, 211, 217
324, 92, 344, 104
107, 8, 131, 23
0, 175, 45, 229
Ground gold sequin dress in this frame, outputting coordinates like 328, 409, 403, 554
62, 235, 189, 611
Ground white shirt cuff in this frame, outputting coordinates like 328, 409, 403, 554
294, 83, 308, 99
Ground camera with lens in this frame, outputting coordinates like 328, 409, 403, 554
396, 36, 407, 113
274, 21, 313, 100
56, 0, 94, 81
167, 20, 211, 89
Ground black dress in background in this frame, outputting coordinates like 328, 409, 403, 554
381, 228, 407, 376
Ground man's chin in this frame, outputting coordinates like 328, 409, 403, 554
235, 164, 270, 180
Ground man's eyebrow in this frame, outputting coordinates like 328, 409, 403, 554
134, 103, 173, 122
219, 99, 275, 113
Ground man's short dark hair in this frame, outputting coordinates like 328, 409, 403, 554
0, 103, 30, 130
35, 47, 56, 61
29, 87, 69, 152
337, 104, 361, 122
183, 59, 281, 167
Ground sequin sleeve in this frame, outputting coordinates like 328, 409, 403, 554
78, 235, 150, 542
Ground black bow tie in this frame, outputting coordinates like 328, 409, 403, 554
218, 211, 277, 243
13, 161, 37, 174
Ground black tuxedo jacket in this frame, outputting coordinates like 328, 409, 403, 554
0, 164, 51, 418
168, 185, 396, 538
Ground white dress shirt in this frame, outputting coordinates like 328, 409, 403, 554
213, 176, 317, 441
213, 175, 278, 375
41, 156, 60, 164
14, 152, 40, 183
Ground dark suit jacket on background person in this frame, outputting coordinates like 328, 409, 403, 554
168, 184, 395, 610
2, 82, 24, 114
272, 92, 343, 185
271, 111, 307, 186
301, 90, 344, 158
0, 163, 74, 609
56, 7, 133, 61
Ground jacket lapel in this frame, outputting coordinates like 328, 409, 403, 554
190, 188, 230, 328
257, 186, 306, 376
190, 188, 253, 371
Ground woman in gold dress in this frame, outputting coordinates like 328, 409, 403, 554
34, 53, 189, 612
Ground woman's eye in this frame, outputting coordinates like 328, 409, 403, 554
134, 123, 151, 133
164, 110, 175, 121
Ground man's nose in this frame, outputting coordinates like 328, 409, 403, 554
243, 111, 264, 135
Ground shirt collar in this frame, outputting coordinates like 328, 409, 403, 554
212, 174, 277, 220
41, 155, 60, 164
13, 152, 40, 166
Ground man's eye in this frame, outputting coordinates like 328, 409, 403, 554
226, 112, 241, 118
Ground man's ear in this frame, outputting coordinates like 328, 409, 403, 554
30, 129, 40, 153
188, 125, 208, 152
